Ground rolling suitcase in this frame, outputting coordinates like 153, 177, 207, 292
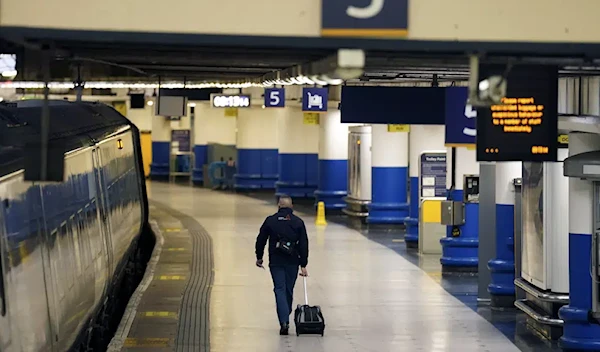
294, 276, 325, 336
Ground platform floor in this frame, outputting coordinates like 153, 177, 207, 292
120, 182, 525, 351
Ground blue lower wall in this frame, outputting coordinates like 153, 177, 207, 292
559, 233, 600, 350
440, 189, 479, 268
235, 148, 279, 190
404, 176, 419, 244
315, 159, 347, 209
488, 203, 516, 298
368, 167, 409, 224
150, 141, 170, 179
276, 153, 318, 198
192, 145, 208, 184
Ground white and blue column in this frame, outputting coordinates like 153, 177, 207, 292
192, 103, 208, 185
367, 124, 409, 224
276, 107, 319, 198
488, 161, 521, 307
149, 115, 171, 180
235, 107, 279, 190
405, 125, 445, 245
315, 110, 349, 209
559, 132, 600, 350
440, 147, 479, 270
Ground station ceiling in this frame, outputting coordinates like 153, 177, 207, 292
3, 28, 600, 85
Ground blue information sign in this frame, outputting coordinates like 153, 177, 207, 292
264, 88, 285, 108
171, 129, 191, 152
321, 0, 408, 37
420, 152, 447, 198
302, 87, 328, 112
445, 87, 476, 146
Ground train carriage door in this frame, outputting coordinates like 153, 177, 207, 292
91, 148, 114, 285
0, 199, 13, 351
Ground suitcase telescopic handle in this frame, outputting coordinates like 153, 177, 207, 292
303, 276, 309, 305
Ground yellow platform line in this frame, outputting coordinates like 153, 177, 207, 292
124, 338, 170, 348
158, 275, 185, 281
141, 311, 178, 318
392, 239, 405, 243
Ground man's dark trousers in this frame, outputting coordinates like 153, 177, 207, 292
270, 264, 299, 324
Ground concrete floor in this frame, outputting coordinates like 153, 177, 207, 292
142, 182, 525, 352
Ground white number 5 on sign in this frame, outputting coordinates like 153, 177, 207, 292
270, 91, 280, 105
463, 104, 477, 137
347, 0, 384, 19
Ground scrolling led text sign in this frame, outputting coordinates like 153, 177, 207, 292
476, 64, 558, 162
489, 97, 549, 155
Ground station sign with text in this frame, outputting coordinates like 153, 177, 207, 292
211, 94, 251, 108
444, 87, 476, 146
321, 0, 408, 38
264, 88, 285, 108
476, 64, 558, 162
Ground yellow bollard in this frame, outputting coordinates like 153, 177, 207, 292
315, 201, 327, 226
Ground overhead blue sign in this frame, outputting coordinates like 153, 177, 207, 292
264, 88, 285, 108
302, 88, 328, 112
321, 0, 408, 37
420, 152, 447, 198
445, 87, 476, 146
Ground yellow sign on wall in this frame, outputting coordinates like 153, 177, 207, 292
112, 101, 127, 117
303, 113, 320, 125
558, 134, 569, 145
224, 108, 238, 117
387, 124, 410, 132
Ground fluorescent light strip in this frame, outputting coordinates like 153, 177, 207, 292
0, 76, 345, 90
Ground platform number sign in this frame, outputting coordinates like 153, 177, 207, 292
302, 87, 328, 112
321, 0, 409, 38
264, 88, 285, 108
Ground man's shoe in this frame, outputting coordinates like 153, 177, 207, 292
279, 323, 289, 335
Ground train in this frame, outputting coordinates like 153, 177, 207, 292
0, 100, 150, 351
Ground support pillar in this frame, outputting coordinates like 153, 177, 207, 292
235, 107, 279, 190
149, 115, 171, 180
367, 124, 408, 223
488, 161, 521, 308
191, 104, 208, 185
276, 107, 319, 198
315, 110, 348, 209
559, 132, 600, 350
405, 125, 445, 246
440, 147, 479, 271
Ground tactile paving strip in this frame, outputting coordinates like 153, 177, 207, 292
154, 203, 214, 352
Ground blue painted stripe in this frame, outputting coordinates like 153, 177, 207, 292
235, 148, 279, 189
192, 144, 208, 183
368, 167, 409, 224
404, 176, 419, 243
440, 189, 479, 268
306, 154, 318, 187
277, 153, 318, 198
315, 159, 347, 209
150, 141, 170, 178
488, 204, 515, 296
151, 141, 170, 165
559, 233, 600, 350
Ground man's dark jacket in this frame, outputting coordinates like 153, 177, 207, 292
255, 207, 309, 267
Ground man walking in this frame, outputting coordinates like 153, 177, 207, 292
255, 195, 309, 335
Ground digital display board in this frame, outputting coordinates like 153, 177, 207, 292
211, 94, 251, 108
476, 64, 558, 162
